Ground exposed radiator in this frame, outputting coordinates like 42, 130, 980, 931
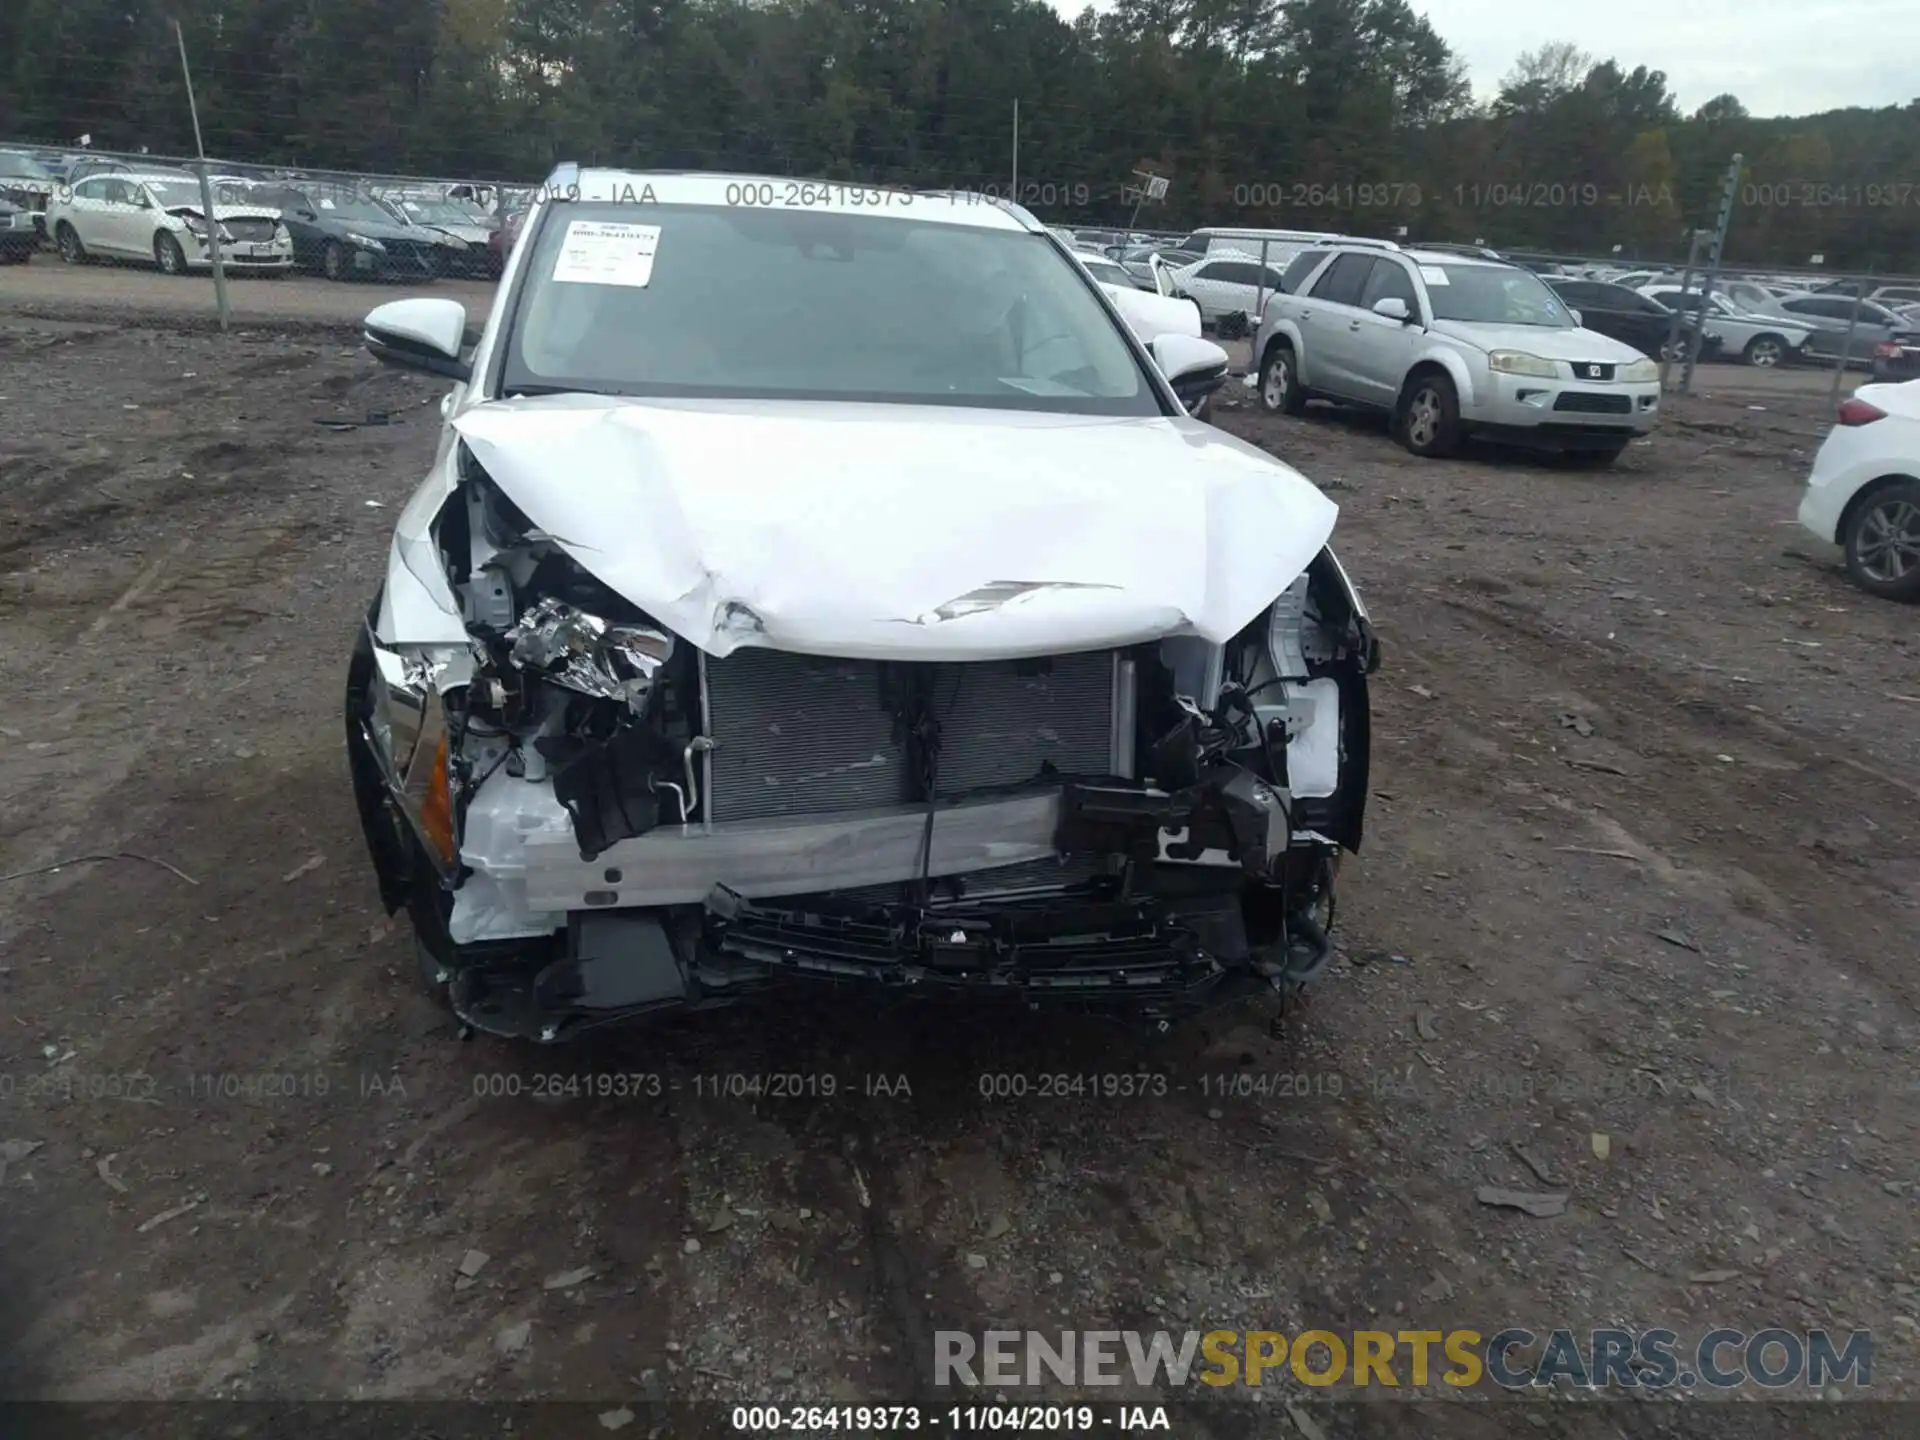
224, 217, 278, 242
705, 650, 1122, 823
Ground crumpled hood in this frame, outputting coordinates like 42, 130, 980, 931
450, 394, 1339, 661
167, 204, 283, 224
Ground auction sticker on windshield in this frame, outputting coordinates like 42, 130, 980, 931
552, 221, 661, 288
1419, 265, 1449, 285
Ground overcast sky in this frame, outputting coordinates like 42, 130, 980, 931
1046, 0, 1919, 118
1409, 0, 1919, 117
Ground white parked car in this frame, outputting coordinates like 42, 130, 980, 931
343, 167, 1380, 1043
1637, 284, 1814, 367
1170, 252, 1290, 331
47, 172, 293, 274
1797, 382, 1920, 601
1254, 243, 1662, 463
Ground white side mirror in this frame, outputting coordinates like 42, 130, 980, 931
365, 298, 471, 381
1371, 297, 1411, 322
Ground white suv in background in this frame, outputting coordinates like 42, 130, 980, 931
1253, 244, 1662, 464
47, 172, 294, 275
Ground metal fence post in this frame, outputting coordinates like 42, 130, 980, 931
173, 21, 230, 332
1680, 152, 1743, 396
1253, 238, 1270, 351
1657, 229, 1705, 392
1829, 272, 1873, 407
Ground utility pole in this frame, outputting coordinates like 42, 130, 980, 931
1656, 227, 1705, 393
1010, 99, 1019, 202
174, 19, 230, 332
1679, 153, 1743, 395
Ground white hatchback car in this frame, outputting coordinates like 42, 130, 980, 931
342, 167, 1380, 1043
1798, 382, 1920, 601
47, 172, 293, 274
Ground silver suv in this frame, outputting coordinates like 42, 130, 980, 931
1253, 245, 1663, 463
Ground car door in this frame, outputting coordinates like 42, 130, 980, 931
122, 180, 168, 257
101, 178, 153, 255
1176, 260, 1221, 314
1343, 257, 1424, 405
1657, 289, 1727, 346
1624, 288, 1688, 356
1586, 282, 1670, 356
1554, 281, 1614, 338
1781, 297, 1848, 354
266, 189, 323, 267
1295, 252, 1377, 398
63, 176, 116, 251
1191, 260, 1249, 319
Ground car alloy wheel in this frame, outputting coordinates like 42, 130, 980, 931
1261, 353, 1291, 411
1745, 336, 1782, 367
323, 241, 347, 281
155, 233, 186, 275
1406, 388, 1444, 448
1853, 494, 1920, 586
56, 224, 83, 264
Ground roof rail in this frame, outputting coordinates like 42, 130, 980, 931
1329, 235, 1400, 251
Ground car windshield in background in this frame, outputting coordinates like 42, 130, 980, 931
1425, 265, 1574, 327
401, 199, 476, 224
145, 180, 212, 209
504, 204, 1158, 415
0, 154, 54, 180
304, 194, 399, 224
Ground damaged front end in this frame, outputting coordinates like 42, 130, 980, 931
347, 444, 1378, 1043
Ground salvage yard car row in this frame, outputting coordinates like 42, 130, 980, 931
0, 153, 512, 281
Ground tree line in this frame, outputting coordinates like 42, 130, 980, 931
3, 0, 1919, 269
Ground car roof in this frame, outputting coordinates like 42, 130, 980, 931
1400, 247, 1508, 267
560, 166, 1037, 232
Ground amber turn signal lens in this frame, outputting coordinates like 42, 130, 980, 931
418, 734, 455, 865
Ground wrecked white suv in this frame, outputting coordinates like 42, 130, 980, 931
346, 167, 1379, 1042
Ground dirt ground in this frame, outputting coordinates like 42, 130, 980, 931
0, 267, 1916, 1434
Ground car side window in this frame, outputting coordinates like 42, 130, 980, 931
99, 180, 130, 205
72, 177, 108, 202
1309, 253, 1375, 309
1281, 249, 1329, 293
1212, 261, 1257, 286
1358, 258, 1417, 313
